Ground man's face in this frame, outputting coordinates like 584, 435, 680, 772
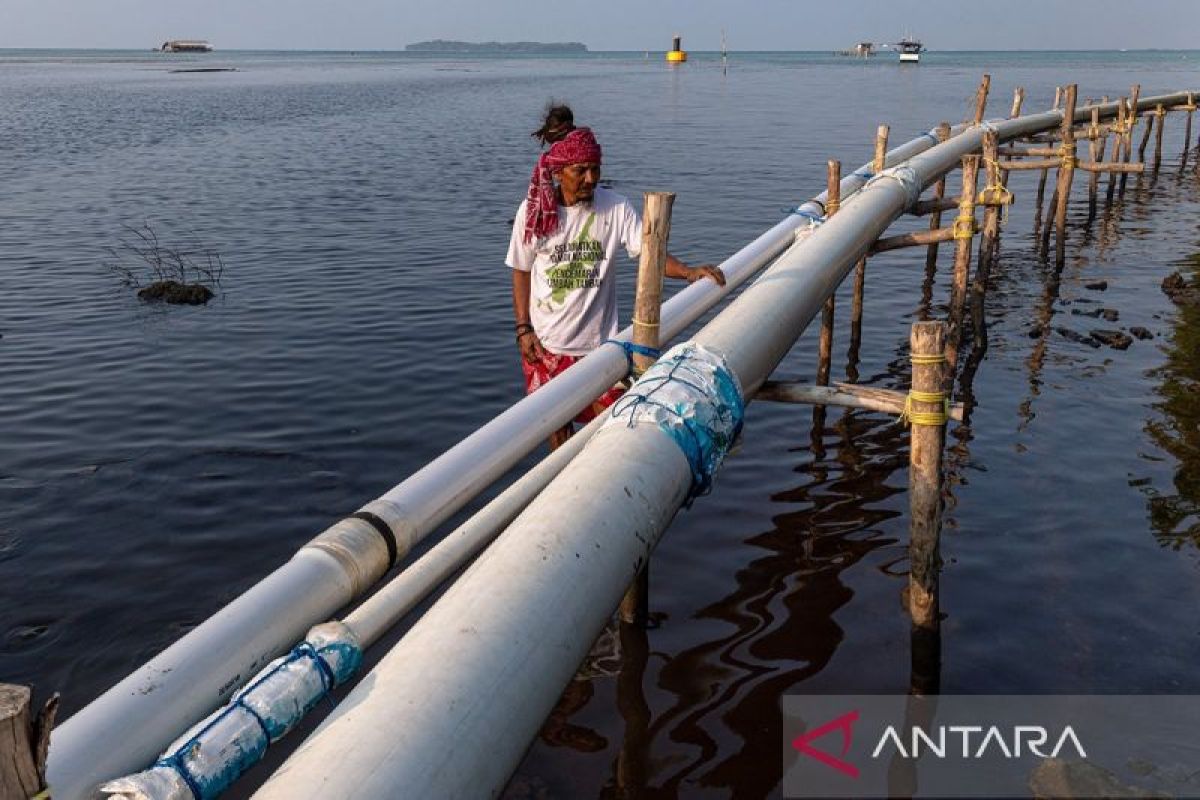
557, 162, 601, 204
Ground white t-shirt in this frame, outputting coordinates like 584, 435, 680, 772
506, 186, 642, 356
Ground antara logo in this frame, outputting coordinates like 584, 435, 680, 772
871, 725, 1087, 760
791, 710, 861, 778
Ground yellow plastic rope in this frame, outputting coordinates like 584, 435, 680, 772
1059, 140, 1078, 169
30, 791, 51, 800
899, 389, 950, 427
976, 159, 1015, 226
951, 213, 975, 240
631, 317, 660, 328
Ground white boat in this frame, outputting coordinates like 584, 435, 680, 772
897, 37, 923, 63
160, 40, 214, 53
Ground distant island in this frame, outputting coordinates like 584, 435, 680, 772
406, 40, 587, 53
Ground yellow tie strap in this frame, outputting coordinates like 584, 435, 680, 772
977, 178, 1015, 226
910, 352, 946, 366
631, 317, 660, 328
952, 214, 975, 240
899, 389, 950, 427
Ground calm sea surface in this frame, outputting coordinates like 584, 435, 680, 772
2, 49, 1200, 797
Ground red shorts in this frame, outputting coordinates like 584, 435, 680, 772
522, 350, 625, 424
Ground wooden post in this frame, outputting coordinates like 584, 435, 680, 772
923, 123, 952, 293
973, 74, 991, 125
948, 156, 979, 376
908, 321, 947, 633
1, 685, 57, 800
817, 161, 840, 386
1184, 92, 1195, 166
1152, 104, 1166, 170
619, 190, 674, 625
1053, 84, 1078, 267
975, 130, 1004, 295
1137, 102, 1155, 163
1088, 105, 1104, 218
847, 124, 888, 381
1010, 86, 1025, 119
1106, 97, 1126, 204
1053, 86, 1062, 110
1121, 84, 1141, 194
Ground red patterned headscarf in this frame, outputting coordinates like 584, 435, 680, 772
523, 127, 603, 243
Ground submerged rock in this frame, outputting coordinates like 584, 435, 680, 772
1162, 272, 1200, 306
1071, 307, 1120, 322
1084, 280, 1109, 291
1091, 329, 1133, 350
1130, 326, 1154, 340
1055, 327, 1101, 348
137, 280, 214, 305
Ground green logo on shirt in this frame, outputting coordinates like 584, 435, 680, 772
541, 213, 602, 308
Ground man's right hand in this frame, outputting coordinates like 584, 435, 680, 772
518, 330, 549, 364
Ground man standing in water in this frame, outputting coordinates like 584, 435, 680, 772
507, 108, 725, 449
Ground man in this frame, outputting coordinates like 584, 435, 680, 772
506, 125, 725, 450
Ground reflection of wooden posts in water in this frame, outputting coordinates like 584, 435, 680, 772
1088, 104, 1107, 218
614, 622, 650, 799
907, 322, 947, 639
847, 124, 889, 381
0, 684, 57, 800
921, 122, 953, 318
1106, 97, 1127, 204
619, 191, 674, 626
949, 156, 979, 376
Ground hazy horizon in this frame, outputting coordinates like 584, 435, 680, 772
1, 0, 1195, 52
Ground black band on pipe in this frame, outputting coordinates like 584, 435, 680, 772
349, 511, 398, 569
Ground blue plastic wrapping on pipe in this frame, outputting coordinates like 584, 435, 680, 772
603, 341, 744, 500
99, 622, 362, 800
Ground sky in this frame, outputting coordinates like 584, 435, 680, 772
1, 0, 1197, 51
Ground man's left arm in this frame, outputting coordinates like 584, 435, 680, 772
665, 253, 726, 287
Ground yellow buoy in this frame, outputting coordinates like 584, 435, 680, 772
666, 34, 687, 63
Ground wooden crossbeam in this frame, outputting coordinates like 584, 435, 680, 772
755, 380, 965, 422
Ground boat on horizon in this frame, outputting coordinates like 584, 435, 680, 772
897, 37, 923, 63
159, 40, 214, 53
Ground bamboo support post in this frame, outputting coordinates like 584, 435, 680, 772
1184, 93, 1196, 160
619, 190, 674, 625
1106, 97, 1127, 204
948, 156, 979, 375
908, 322, 947, 633
1, 684, 57, 800
1137, 103, 1155, 163
1121, 84, 1141, 193
1088, 106, 1104, 217
1053, 86, 1062, 110
976, 130, 1005, 291
1052, 84, 1079, 267
973, 74, 991, 125
756, 380, 964, 421
1152, 104, 1166, 170
817, 161, 840, 387
1010, 86, 1025, 119
847, 124, 888, 380
923, 123, 952, 279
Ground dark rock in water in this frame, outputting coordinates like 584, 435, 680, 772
137, 281, 214, 305
1070, 307, 1119, 321
1029, 758, 1168, 799
1084, 280, 1108, 291
1130, 326, 1154, 340
1091, 329, 1132, 350
1028, 325, 1044, 338
1055, 327, 1101, 348
1162, 271, 1200, 306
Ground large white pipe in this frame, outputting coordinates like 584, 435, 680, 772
254, 92, 1194, 799
49, 125, 962, 800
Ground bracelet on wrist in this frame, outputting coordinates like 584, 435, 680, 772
516, 330, 536, 341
